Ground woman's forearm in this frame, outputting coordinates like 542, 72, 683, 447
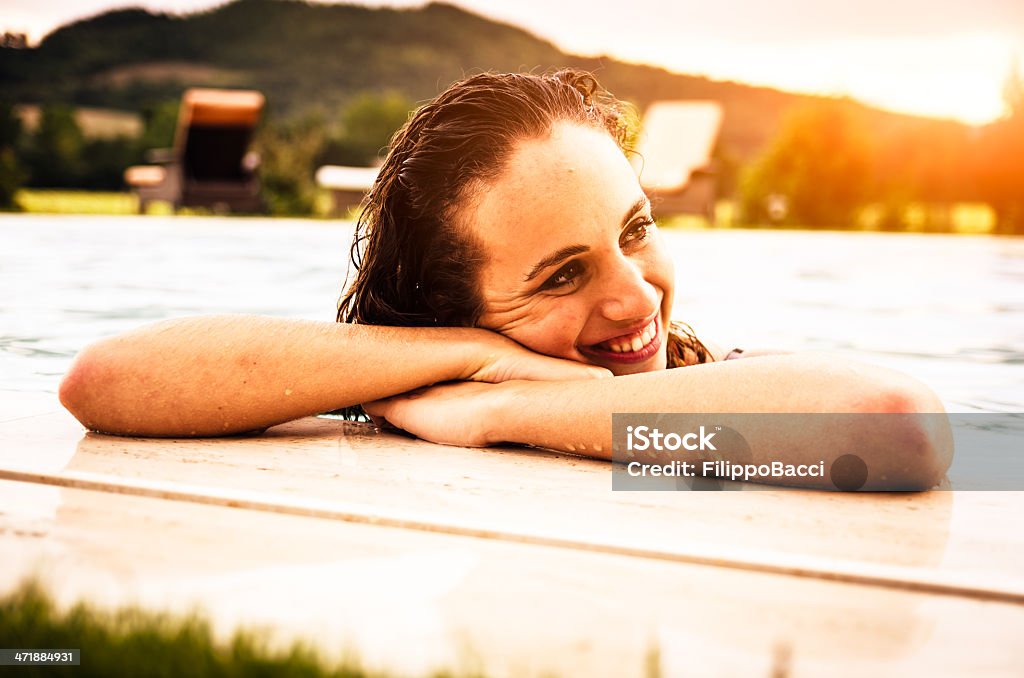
60, 315, 508, 437
488, 354, 953, 490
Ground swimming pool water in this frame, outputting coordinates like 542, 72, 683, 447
2, 214, 1022, 412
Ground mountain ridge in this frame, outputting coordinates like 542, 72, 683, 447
0, 0, 967, 160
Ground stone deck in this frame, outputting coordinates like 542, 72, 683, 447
1, 393, 1022, 676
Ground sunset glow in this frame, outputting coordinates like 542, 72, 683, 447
459, 0, 1024, 126
603, 31, 1018, 125
5, 0, 1023, 125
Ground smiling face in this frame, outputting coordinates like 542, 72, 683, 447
466, 122, 675, 375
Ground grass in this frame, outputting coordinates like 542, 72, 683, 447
7, 190, 999, 234
14, 190, 142, 216
0, 578, 481, 678
11, 189, 343, 219
855, 202, 995, 234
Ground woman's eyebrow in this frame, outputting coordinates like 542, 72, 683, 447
524, 244, 589, 282
522, 196, 652, 283
622, 196, 651, 228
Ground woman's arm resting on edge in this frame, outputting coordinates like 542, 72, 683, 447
365, 353, 953, 491
58, 315, 609, 438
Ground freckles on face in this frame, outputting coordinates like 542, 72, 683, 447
466, 122, 675, 374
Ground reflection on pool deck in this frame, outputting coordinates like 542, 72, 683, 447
2, 215, 1024, 676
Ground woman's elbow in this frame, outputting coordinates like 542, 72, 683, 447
59, 345, 113, 430
857, 379, 953, 490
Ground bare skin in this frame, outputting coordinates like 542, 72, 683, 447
59, 317, 610, 437
362, 123, 952, 489
363, 354, 953, 490
60, 122, 952, 489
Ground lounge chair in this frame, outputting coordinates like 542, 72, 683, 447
315, 165, 380, 217
631, 101, 723, 221
125, 88, 265, 214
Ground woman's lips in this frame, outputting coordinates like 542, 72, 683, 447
580, 317, 662, 365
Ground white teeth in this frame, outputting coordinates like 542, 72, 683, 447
599, 320, 657, 354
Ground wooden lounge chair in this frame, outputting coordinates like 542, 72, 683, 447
631, 101, 724, 221
125, 88, 265, 214
315, 165, 380, 217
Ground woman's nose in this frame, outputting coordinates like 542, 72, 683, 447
596, 256, 660, 323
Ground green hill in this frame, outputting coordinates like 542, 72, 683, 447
0, 0, 956, 162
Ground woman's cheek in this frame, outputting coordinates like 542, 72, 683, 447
650, 236, 675, 280
547, 305, 590, 358
644, 243, 675, 308
511, 305, 587, 360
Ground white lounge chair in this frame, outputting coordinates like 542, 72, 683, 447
315, 165, 380, 217
631, 101, 724, 220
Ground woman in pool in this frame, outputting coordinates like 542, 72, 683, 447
59, 70, 951, 489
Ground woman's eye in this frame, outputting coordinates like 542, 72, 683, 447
621, 218, 654, 246
542, 260, 584, 290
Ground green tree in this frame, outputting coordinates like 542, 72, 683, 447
740, 100, 873, 229
977, 60, 1024, 235
137, 99, 180, 155
81, 136, 142, 190
869, 119, 973, 233
0, 102, 26, 208
27, 103, 85, 187
255, 111, 327, 216
319, 91, 413, 166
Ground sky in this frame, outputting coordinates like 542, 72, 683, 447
4, 0, 1023, 124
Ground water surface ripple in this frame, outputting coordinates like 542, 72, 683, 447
3, 215, 1021, 412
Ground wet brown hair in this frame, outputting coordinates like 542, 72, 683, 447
336, 69, 711, 368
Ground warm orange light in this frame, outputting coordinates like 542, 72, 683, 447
606, 31, 1018, 125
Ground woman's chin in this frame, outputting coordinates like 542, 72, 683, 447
592, 346, 667, 376
612, 356, 666, 376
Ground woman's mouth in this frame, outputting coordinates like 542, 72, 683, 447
581, 317, 662, 364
